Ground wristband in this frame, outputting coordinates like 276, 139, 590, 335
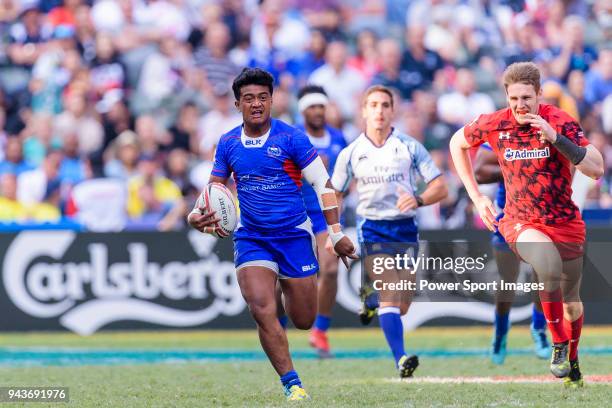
327, 223, 345, 247
415, 195, 424, 207
553, 134, 587, 165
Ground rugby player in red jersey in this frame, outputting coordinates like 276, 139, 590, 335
450, 62, 604, 387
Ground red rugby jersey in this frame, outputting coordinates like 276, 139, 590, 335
464, 104, 589, 224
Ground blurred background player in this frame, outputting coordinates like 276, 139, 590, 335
330, 85, 448, 378
188, 68, 357, 400
294, 85, 347, 358
450, 62, 604, 387
474, 144, 550, 364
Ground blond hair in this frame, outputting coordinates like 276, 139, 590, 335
502, 62, 541, 93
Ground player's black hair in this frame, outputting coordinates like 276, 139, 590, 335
297, 85, 328, 100
232, 68, 274, 100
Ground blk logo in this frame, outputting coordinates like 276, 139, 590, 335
245, 139, 263, 146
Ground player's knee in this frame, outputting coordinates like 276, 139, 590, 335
291, 314, 315, 330
399, 303, 409, 315
563, 301, 583, 319
247, 300, 276, 322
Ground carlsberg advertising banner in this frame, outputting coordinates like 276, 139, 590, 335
0, 229, 611, 334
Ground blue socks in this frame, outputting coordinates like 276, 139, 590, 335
378, 307, 405, 365
494, 311, 510, 338
314, 314, 331, 332
532, 305, 546, 330
278, 315, 288, 329
280, 370, 301, 389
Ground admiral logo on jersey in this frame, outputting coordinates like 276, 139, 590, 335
504, 147, 550, 161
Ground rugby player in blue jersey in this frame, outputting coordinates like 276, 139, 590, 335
474, 144, 550, 364
294, 85, 348, 358
188, 68, 357, 401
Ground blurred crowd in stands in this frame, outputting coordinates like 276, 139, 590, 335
0, 0, 610, 231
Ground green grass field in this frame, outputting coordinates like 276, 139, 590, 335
0, 326, 611, 407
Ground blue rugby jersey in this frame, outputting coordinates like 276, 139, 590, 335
212, 118, 318, 232
295, 124, 347, 214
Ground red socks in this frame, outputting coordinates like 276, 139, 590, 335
539, 289, 568, 344
564, 314, 584, 361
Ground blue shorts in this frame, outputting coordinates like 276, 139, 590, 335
234, 219, 319, 279
357, 217, 419, 257
307, 207, 327, 235
492, 212, 510, 252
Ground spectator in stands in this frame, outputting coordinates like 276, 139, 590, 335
436, 68, 495, 129
371, 38, 416, 100
584, 49, 612, 107
0, 173, 28, 222
541, 81, 580, 120
58, 131, 88, 186
104, 130, 140, 180
126, 153, 184, 231
0, 137, 33, 175
503, 15, 545, 66
401, 24, 444, 93
54, 90, 104, 155
294, 0, 343, 38
412, 89, 452, 146
17, 148, 62, 206
550, 15, 598, 82
89, 31, 126, 103
27, 178, 62, 222
567, 70, 591, 120
98, 93, 133, 150
166, 102, 199, 153
136, 36, 192, 115
193, 21, 240, 97
22, 113, 61, 166
291, 29, 328, 88
47, 0, 80, 29
134, 114, 163, 158
197, 87, 241, 160
6, 0, 50, 70
347, 29, 380, 84
309, 40, 365, 120
165, 147, 197, 202
544, 0, 568, 48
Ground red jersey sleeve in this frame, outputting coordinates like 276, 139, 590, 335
550, 108, 589, 147
463, 114, 490, 147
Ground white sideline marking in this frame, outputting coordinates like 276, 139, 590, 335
385, 375, 612, 384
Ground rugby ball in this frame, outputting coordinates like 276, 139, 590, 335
197, 183, 238, 236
